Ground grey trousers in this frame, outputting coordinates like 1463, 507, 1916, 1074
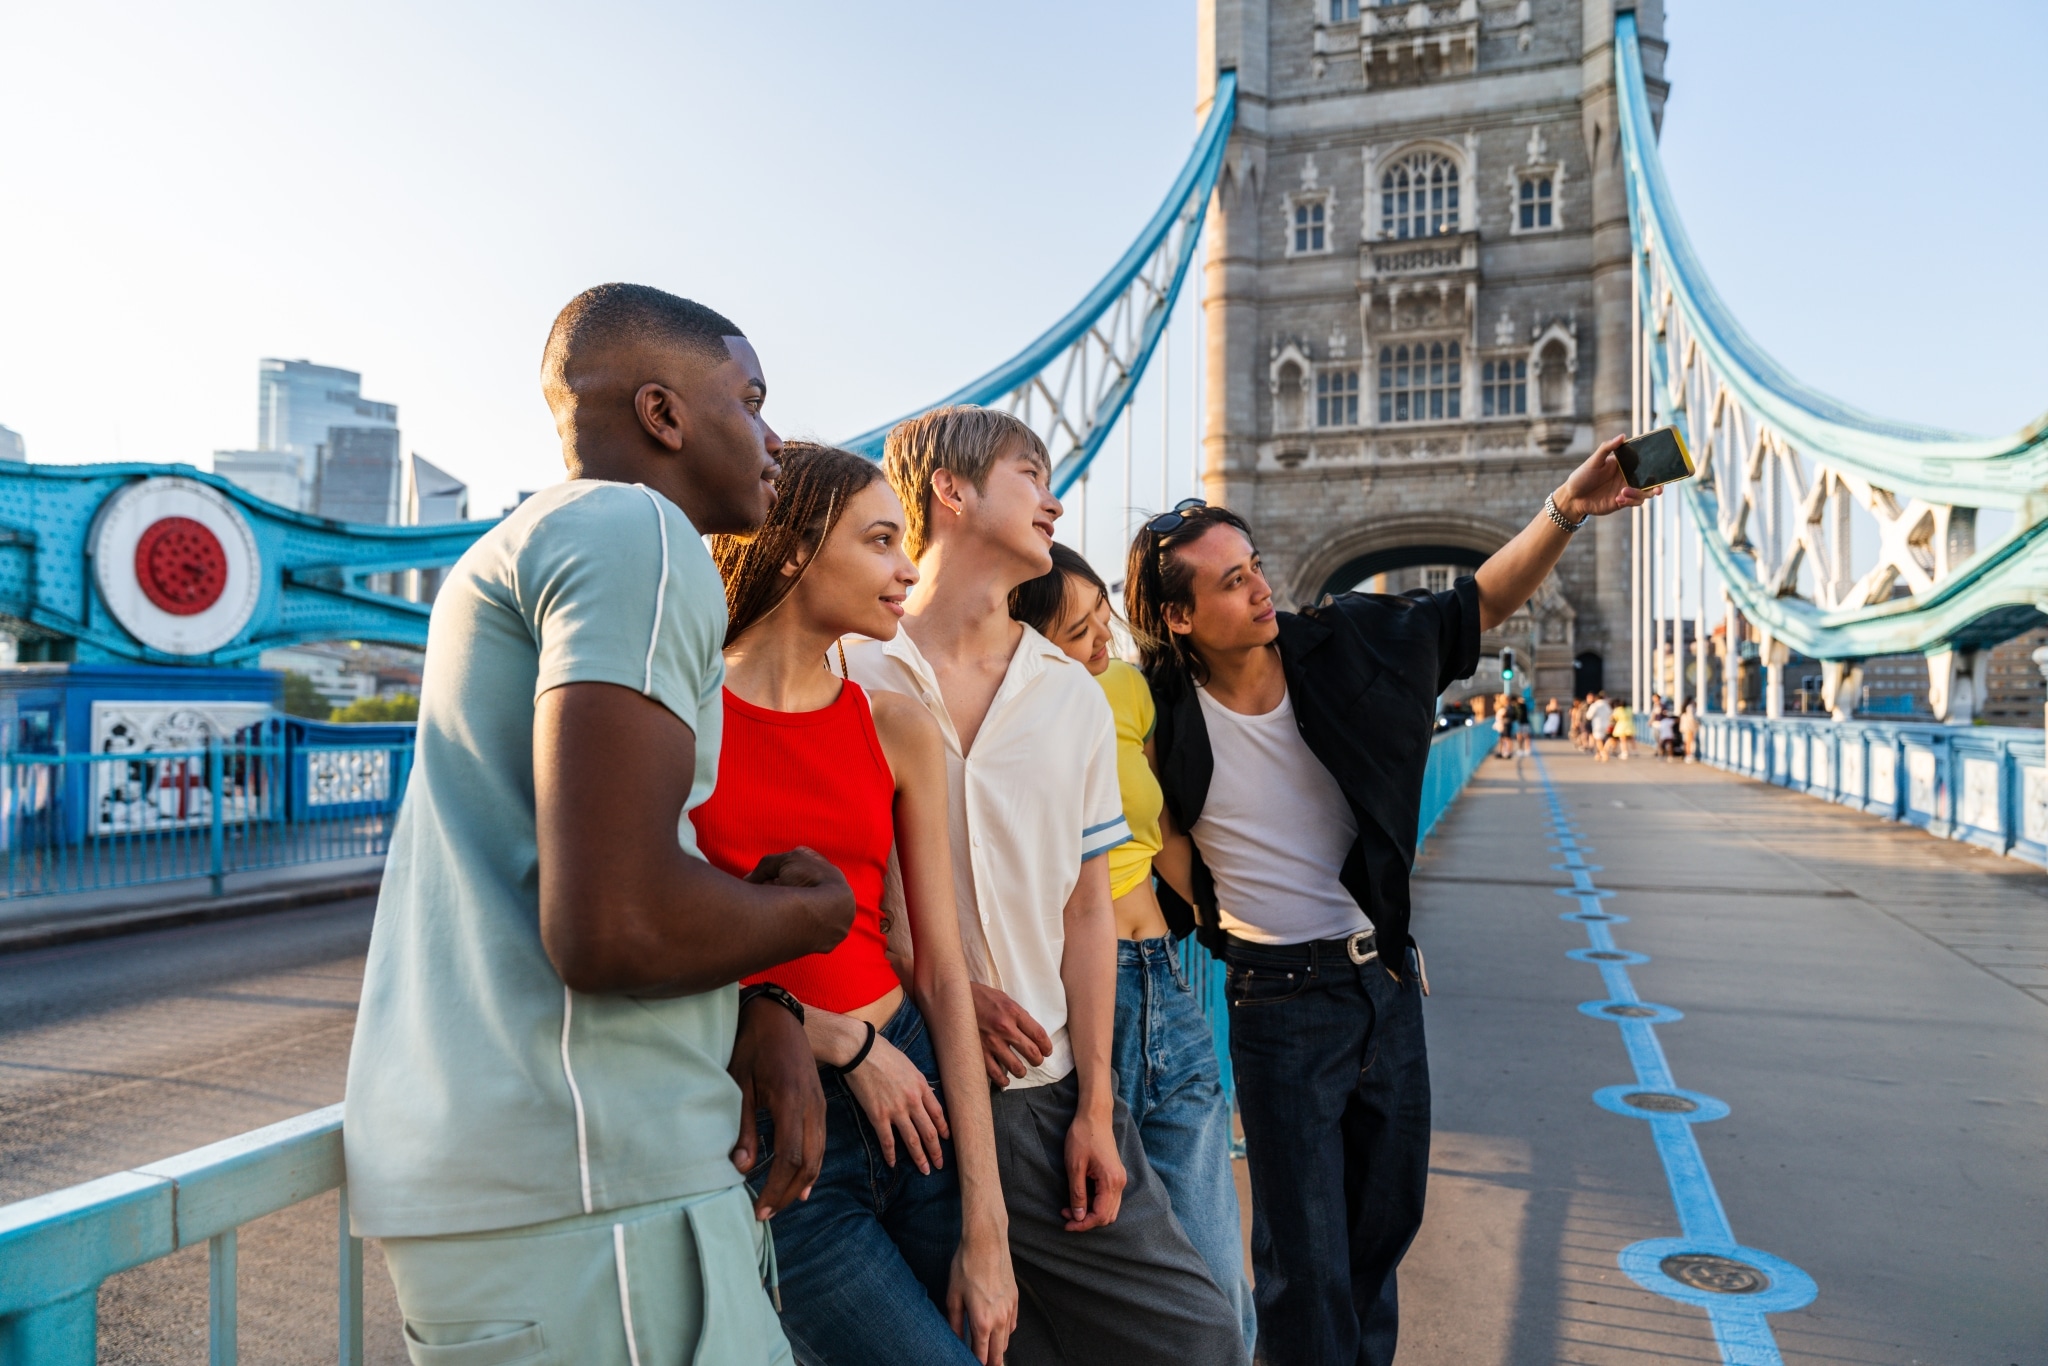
991, 1072, 1249, 1366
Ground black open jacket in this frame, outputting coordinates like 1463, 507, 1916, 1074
1149, 579, 1483, 960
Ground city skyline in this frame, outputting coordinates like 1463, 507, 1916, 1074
1, 1, 2041, 522
214, 357, 409, 522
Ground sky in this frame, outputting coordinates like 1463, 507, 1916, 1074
2, 1, 2042, 537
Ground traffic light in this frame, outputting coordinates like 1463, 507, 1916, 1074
1500, 647, 1516, 684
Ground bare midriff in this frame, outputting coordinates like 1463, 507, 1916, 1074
845, 983, 906, 1029
1114, 877, 1171, 942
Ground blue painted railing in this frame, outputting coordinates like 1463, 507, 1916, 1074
1698, 715, 2048, 868
0, 1106, 359, 1366
0, 723, 1494, 1356
1180, 719, 1494, 1108
0, 725, 413, 900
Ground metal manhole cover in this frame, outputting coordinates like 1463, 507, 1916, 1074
1585, 950, 1628, 960
1578, 913, 1614, 921
1624, 1092, 1698, 1113
1603, 1004, 1659, 1018
1660, 1253, 1769, 1294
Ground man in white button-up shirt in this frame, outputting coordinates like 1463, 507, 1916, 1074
846, 406, 1247, 1366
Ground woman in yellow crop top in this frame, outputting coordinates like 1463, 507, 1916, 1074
1010, 544, 1257, 1355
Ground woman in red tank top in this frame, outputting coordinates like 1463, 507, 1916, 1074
691, 445, 1014, 1366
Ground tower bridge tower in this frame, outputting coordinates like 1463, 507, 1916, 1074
1199, 0, 1668, 704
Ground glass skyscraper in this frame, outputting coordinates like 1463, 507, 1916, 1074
215, 359, 401, 517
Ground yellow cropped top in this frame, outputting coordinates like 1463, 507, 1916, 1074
1097, 660, 1165, 900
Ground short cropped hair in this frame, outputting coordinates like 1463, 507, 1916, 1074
540, 283, 743, 405
882, 406, 1050, 560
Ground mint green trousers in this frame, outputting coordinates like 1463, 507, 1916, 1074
379, 1183, 793, 1366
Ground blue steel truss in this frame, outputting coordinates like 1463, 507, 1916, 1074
1617, 13, 2048, 671
0, 460, 494, 665
844, 73, 1237, 497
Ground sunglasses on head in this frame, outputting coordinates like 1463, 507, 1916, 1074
1145, 498, 1208, 535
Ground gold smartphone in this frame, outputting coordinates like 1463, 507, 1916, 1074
1616, 425, 1695, 491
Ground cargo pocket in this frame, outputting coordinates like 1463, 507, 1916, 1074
685, 1188, 792, 1366
401, 1320, 546, 1366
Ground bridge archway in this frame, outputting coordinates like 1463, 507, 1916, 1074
1289, 511, 1583, 703
1291, 512, 1522, 608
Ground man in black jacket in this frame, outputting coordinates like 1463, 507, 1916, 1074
1130, 435, 1647, 1365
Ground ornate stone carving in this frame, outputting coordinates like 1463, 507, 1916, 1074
88, 701, 276, 834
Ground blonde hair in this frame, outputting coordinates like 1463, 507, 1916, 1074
882, 406, 1050, 560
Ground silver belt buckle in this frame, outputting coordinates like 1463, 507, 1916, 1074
1346, 930, 1378, 965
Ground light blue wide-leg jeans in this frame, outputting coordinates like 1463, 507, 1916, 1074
1112, 935, 1257, 1358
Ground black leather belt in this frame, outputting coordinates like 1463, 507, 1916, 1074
1223, 929, 1378, 967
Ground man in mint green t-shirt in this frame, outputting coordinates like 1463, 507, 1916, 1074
345, 284, 855, 1365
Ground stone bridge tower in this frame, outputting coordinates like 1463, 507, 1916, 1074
1197, 0, 1668, 706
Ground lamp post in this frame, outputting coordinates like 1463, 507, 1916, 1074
2032, 646, 2048, 732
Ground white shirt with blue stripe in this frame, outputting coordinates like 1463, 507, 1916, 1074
846, 624, 1130, 1089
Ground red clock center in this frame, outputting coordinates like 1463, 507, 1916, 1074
134, 517, 228, 616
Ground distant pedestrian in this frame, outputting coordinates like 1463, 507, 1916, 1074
1570, 696, 1588, 748
1613, 701, 1637, 759
1543, 697, 1562, 738
1679, 700, 1700, 762
1654, 703, 1680, 758
1495, 692, 1514, 758
1513, 695, 1533, 756
1588, 692, 1614, 760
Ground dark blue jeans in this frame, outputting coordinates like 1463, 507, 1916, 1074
746, 999, 978, 1366
1224, 937, 1430, 1366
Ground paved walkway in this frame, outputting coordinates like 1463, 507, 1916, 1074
0, 855, 383, 948
0, 899, 405, 1364
9, 745, 2047, 1364
1399, 742, 2046, 1365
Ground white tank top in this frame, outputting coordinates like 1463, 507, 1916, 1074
1191, 685, 1369, 946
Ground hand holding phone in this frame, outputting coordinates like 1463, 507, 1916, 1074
1616, 426, 1695, 492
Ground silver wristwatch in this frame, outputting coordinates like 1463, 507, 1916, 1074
1544, 493, 1586, 534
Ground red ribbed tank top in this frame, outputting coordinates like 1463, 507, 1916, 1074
690, 680, 900, 1014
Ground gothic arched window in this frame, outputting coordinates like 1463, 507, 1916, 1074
1380, 152, 1460, 240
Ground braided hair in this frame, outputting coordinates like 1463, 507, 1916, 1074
710, 443, 885, 649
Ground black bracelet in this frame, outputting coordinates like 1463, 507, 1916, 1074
739, 982, 804, 1028
837, 1020, 878, 1076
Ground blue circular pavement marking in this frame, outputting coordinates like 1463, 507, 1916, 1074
1579, 999, 1683, 1024
1593, 1084, 1729, 1122
1618, 1238, 1818, 1314
1553, 886, 1616, 897
1569, 946, 1648, 965
1561, 910, 1628, 923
